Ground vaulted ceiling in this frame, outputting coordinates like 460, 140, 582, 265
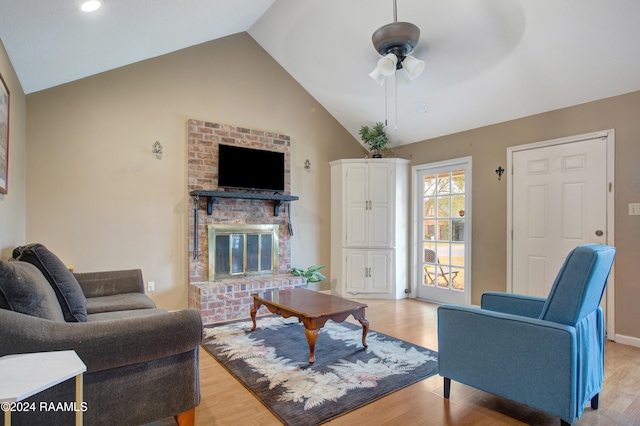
2, 0, 640, 146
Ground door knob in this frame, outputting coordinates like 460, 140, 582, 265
595, 230, 603, 236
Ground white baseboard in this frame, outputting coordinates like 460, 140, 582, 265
614, 334, 640, 348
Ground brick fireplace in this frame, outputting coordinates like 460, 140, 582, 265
187, 119, 305, 324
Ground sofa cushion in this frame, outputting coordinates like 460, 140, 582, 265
13, 243, 87, 322
86, 293, 157, 314
0, 260, 65, 321
86, 308, 168, 322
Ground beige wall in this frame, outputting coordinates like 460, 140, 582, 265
25, 33, 364, 309
19, 30, 640, 341
0, 38, 27, 258
402, 90, 640, 340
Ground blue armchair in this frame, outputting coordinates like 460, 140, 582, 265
438, 244, 615, 426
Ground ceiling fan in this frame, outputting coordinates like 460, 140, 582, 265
369, 0, 425, 85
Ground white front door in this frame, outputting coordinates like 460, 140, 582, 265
508, 131, 615, 337
511, 137, 608, 296
413, 158, 472, 305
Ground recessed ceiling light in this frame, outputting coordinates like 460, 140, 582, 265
414, 102, 428, 113
80, 0, 102, 12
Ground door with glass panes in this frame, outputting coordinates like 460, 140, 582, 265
415, 160, 470, 305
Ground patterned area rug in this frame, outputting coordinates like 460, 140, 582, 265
202, 316, 438, 426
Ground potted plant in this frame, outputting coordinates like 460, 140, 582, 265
291, 265, 327, 287
359, 122, 390, 158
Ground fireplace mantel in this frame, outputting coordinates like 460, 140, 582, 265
189, 189, 299, 261
190, 190, 299, 216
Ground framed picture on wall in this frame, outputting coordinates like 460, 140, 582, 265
0, 71, 9, 194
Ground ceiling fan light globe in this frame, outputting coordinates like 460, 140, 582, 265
403, 55, 425, 79
398, 68, 414, 83
369, 68, 386, 85
377, 53, 398, 76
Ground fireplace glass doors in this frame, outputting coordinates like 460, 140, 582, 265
208, 224, 279, 281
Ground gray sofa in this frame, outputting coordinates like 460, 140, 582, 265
0, 244, 202, 426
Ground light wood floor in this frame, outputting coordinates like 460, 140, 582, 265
190, 298, 640, 425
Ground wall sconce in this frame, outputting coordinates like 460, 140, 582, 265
495, 166, 505, 181
304, 159, 311, 171
152, 141, 163, 160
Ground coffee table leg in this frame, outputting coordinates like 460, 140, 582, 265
358, 317, 369, 348
250, 300, 261, 331
304, 328, 320, 364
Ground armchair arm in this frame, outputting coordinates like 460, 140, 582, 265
73, 269, 144, 298
0, 308, 203, 373
480, 291, 547, 318
438, 305, 577, 422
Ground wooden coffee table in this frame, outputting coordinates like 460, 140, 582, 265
250, 288, 369, 364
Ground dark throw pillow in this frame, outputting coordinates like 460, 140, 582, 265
0, 259, 65, 321
13, 243, 87, 322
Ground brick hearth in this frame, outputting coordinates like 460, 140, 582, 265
187, 119, 304, 324
189, 275, 306, 324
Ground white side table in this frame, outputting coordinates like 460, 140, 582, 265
0, 350, 87, 426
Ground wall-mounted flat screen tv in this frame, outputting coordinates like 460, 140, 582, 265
217, 144, 285, 192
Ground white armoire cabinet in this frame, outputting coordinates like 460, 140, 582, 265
330, 158, 409, 299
